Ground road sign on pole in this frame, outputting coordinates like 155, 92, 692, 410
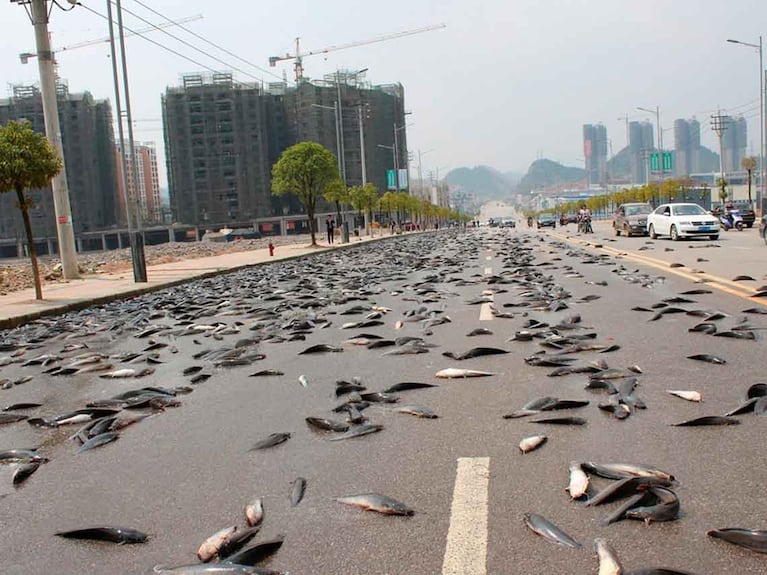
650, 152, 673, 173
386, 169, 396, 190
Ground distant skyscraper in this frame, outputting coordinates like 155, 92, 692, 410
115, 142, 161, 224
721, 115, 747, 173
628, 121, 654, 184
0, 83, 117, 241
583, 124, 607, 188
674, 118, 701, 176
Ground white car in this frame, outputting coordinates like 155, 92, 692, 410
646, 203, 719, 241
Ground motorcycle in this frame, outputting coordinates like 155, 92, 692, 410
578, 214, 593, 234
719, 209, 744, 232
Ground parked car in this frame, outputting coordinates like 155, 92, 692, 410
537, 213, 556, 229
613, 202, 652, 237
559, 214, 578, 226
646, 203, 719, 241
500, 218, 516, 228
760, 214, 767, 245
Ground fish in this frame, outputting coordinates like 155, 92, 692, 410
305, 417, 349, 432
99, 368, 140, 379
666, 390, 703, 402
0, 448, 48, 464
747, 383, 767, 398
585, 476, 673, 507
503, 396, 559, 419
595, 538, 624, 575
56, 526, 148, 544
217, 526, 261, 559
467, 328, 493, 336
522, 513, 582, 548
221, 536, 285, 568
687, 354, 726, 365
599, 493, 649, 527
77, 432, 119, 454
707, 528, 767, 554
197, 525, 238, 561
733, 275, 756, 282
441, 347, 508, 360
190, 373, 212, 384
359, 392, 399, 403
582, 462, 675, 482
329, 423, 384, 441
244, 497, 264, 527
298, 344, 343, 354
393, 404, 438, 418
298, 375, 308, 388
519, 434, 547, 453
625, 487, 680, 524
566, 461, 589, 500
249, 370, 284, 377
336, 493, 414, 515
248, 432, 291, 451
724, 398, 758, 416
435, 368, 495, 378
290, 477, 306, 506
12, 461, 41, 485
673, 416, 739, 426
2, 402, 42, 411
383, 382, 437, 393
0, 413, 28, 425
530, 416, 587, 425
624, 569, 698, 575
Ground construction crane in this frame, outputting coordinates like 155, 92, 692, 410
19, 14, 204, 64
269, 23, 446, 83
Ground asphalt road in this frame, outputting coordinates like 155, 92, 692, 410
0, 226, 766, 575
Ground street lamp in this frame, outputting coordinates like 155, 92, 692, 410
311, 102, 342, 176
417, 148, 434, 199
727, 37, 764, 212
638, 106, 663, 204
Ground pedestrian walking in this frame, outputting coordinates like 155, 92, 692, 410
326, 216, 335, 244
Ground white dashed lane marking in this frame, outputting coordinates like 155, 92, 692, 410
442, 457, 490, 575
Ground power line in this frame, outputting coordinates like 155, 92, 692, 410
76, 3, 255, 86
128, 0, 287, 83
109, 1, 266, 84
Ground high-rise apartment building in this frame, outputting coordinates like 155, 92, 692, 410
583, 124, 608, 187
115, 142, 162, 224
673, 118, 702, 177
721, 115, 747, 173
162, 72, 407, 226
0, 83, 117, 240
628, 121, 655, 184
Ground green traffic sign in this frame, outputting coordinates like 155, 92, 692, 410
386, 169, 397, 190
650, 152, 673, 173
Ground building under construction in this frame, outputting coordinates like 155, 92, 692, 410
162, 72, 407, 226
0, 83, 118, 241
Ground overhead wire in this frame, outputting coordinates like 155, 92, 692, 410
76, 3, 252, 84
128, 0, 287, 83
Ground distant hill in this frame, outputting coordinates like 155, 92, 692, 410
445, 166, 515, 202
517, 159, 585, 192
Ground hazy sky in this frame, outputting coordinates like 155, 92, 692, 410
2, 0, 767, 187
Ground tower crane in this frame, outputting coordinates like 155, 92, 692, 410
19, 14, 204, 64
269, 23, 446, 83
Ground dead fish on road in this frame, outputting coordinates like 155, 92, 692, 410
248, 432, 291, 451
298, 344, 343, 355
56, 526, 148, 544
197, 525, 237, 562
383, 382, 437, 393
582, 462, 675, 482
523, 513, 582, 548
336, 493, 414, 516
244, 497, 264, 527
2, 402, 42, 411
221, 536, 285, 568
290, 477, 306, 506
567, 462, 590, 500
673, 416, 739, 426
12, 461, 41, 485
442, 347, 508, 360
249, 370, 284, 377
687, 354, 726, 365
595, 538, 624, 575
99, 368, 155, 379
624, 487, 680, 524
77, 432, 118, 454
392, 404, 438, 418
435, 368, 495, 378
0, 413, 28, 425
305, 417, 349, 432
666, 390, 703, 402
329, 423, 384, 441
467, 328, 493, 336
519, 434, 547, 453
530, 416, 587, 425
707, 528, 767, 554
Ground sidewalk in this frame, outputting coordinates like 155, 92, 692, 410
0, 231, 398, 330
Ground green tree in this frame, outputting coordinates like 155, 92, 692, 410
717, 178, 728, 204
0, 121, 63, 300
741, 156, 757, 204
323, 178, 349, 226
272, 142, 339, 246
349, 183, 379, 235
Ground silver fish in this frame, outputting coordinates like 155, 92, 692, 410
196, 525, 237, 562
336, 493, 414, 515
519, 434, 547, 454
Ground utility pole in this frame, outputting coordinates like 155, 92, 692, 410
335, 72, 346, 183
618, 113, 630, 148
113, 0, 147, 281
711, 112, 729, 205
358, 105, 367, 185
22, 0, 79, 279
393, 123, 400, 192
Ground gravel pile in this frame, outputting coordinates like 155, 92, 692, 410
0, 236, 308, 295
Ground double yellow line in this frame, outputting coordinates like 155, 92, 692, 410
547, 229, 767, 306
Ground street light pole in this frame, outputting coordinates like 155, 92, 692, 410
727, 36, 765, 213
22, 0, 79, 279
638, 106, 663, 201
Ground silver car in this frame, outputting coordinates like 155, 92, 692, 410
613, 203, 652, 237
